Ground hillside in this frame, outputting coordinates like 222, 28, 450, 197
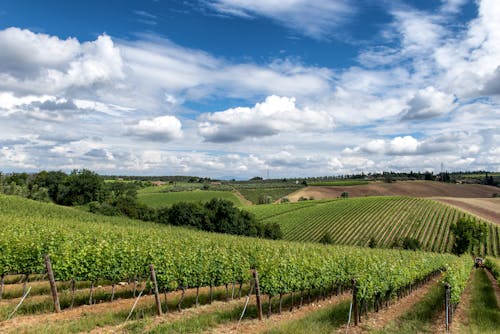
137, 189, 245, 207
433, 197, 500, 225
286, 181, 499, 201
0, 194, 465, 333
247, 196, 500, 256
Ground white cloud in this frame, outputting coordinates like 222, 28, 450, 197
0, 28, 124, 95
208, 0, 353, 39
440, 0, 468, 13
127, 116, 183, 142
402, 86, 456, 120
198, 95, 333, 142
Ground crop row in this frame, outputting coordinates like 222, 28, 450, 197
254, 197, 499, 256
0, 195, 458, 307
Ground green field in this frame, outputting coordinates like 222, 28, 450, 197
230, 181, 303, 204
137, 189, 244, 207
247, 196, 500, 256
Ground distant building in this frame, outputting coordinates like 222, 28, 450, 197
151, 181, 166, 186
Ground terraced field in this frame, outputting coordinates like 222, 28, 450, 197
248, 196, 500, 256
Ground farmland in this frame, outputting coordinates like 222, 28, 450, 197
248, 196, 500, 256
433, 197, 500, 225
286, 180, 499, 201
137, 189, 244, 208
0, 194, 471, 333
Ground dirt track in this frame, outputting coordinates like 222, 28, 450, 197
287, 181, 499, 202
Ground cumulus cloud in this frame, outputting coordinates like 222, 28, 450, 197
0, 28, 124, 95
127, 115, 183, 142
208, 0, 353, 39
402, 87, 456, 120
346, 134, 459, 156
198, 95, 333, 142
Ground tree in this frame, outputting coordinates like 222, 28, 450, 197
450, 218, 488, 255
319, 232, 334, 245
402, 237, 421, 251
57, 169, 105, 205
341, 191, 349, 198
32, 171, 67, 202
263, 223, 283, 240
368, 237, 377, 248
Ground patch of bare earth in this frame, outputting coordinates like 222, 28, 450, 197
204, 292, 351, 334
287, 181, 499, 202
337, 274, 441, 333
433, 197, 500, 225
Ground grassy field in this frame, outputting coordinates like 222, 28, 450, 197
230, 181, 304, 204
137, 189, 244, 207
247, 196, 500, 256
455, 269, 500, 333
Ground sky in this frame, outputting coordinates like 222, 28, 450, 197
0, 0, 499, 179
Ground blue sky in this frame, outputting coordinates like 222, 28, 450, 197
0, 0, 499, 178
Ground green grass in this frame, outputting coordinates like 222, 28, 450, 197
308, 180, 370, 186
237, 187, 302, 204
264, 300, 351, 334
459, 269, 500, 333
371, 279, 443, 333
247, 196, 500, 256
137, 190, 244, 208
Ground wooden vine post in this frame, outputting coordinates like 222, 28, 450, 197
352, 278, 358, 326
253, 269, 263, 321
44, 254, 61, 313
444, 283, 451, 332
149, 264, 162, 316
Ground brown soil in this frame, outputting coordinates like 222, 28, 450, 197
433, 197, 500, 225
287, 181, 499, 202
337, 275, 441, 333
204, 292, 351, 334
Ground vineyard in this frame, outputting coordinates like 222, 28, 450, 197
0, 194, 479, 332
248, 196, 500, 256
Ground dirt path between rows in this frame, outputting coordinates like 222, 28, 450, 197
204, 292, 351, 334
337, 274, 441, 333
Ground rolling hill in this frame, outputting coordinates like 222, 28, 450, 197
247, 196, 500, 256
286, 181, 499, 201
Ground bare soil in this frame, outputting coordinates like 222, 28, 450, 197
433, 197, 500, 225
287, 181, 499, 202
